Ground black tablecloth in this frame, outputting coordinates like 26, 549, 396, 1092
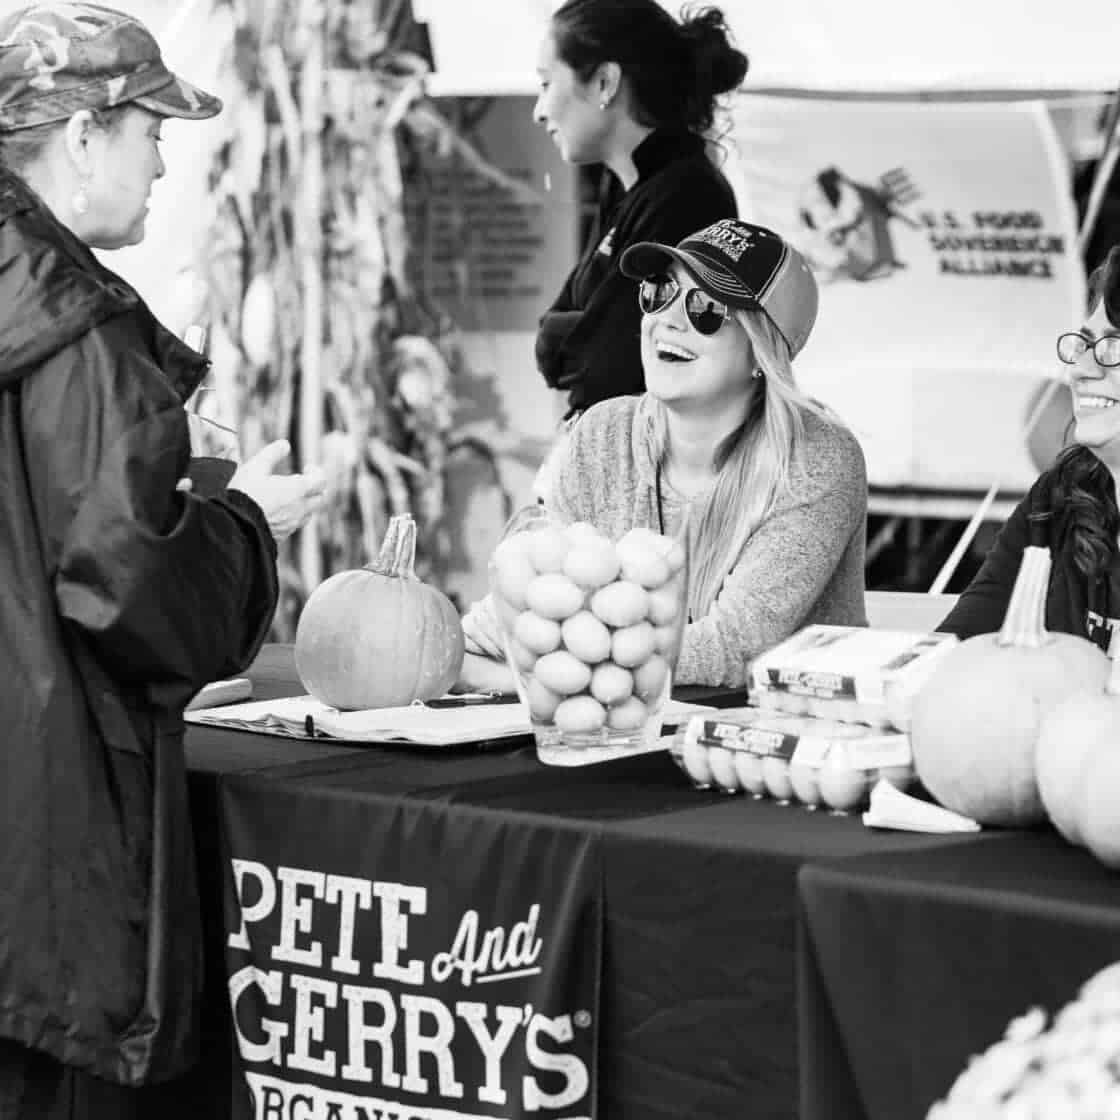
182, 647, 978, 1120
798, 831, 1120, 1120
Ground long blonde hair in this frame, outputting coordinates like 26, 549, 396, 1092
649, 308, 827, 619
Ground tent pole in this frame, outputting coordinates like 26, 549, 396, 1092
1079, 85, 1120, 254
927, 480, 999, 595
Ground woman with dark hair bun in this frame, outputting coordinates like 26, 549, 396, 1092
939, 245, 1120, 649
532, 0, 748, 450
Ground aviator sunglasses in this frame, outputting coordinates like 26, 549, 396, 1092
638, 273, 733, 336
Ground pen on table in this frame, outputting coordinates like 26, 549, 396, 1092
425, 694, 521, 709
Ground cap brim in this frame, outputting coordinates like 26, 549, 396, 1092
620, 241, 759, 309
618, 241, 679, 280
134, 74, 222, 121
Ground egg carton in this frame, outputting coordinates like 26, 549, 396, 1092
669, 706, 915, 813
749, 624, 959, 731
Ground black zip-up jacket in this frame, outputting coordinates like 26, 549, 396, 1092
536, 129, 738, 417
938, 467, 1114, 650
0, 169, 278, 1085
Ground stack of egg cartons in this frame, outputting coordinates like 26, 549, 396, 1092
669, 625, 959, 812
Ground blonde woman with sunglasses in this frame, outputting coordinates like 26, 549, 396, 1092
462, 219, 868, 689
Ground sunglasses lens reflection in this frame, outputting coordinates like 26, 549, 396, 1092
684, 290, 729, 336
639, 275, 677, 315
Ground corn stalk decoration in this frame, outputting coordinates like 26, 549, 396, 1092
200, 0, 522, 638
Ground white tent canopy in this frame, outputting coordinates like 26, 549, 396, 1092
0, 0, 1112, 94
415, 0, 1120, 96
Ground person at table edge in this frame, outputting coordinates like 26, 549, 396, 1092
939, 245, 1120, 650
0, 4, 323, 1113
463, 218, 868, 689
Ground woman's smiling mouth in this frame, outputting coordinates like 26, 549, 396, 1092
655, 340, 697, 363
1077, 394, 1120, 411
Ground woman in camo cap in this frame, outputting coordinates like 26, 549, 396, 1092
0, 6, 323, 1115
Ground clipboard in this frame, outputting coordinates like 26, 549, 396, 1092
184, 693, 532, 746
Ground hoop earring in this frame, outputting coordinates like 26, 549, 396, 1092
73, 181, 90, 216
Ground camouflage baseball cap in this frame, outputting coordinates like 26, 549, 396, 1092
0, 3, 222, 132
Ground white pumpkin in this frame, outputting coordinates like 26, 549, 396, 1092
911, 538, 1108, 827
1037, 629, 1120, 857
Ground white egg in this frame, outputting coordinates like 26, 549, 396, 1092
632, 654, 668, 702
533, 650, 593, 696
561, 610, 613, 665
526, 677, 562, 722
553, 694, 607, 734
525, 572, 585, 621
606, 695, 648, 731
789, 763, 822, 810
733, 751, 767, 797
762, 756, 794, 802
513, 611, 563, 656
818, 748, 871, 813
681, 737, 713, 787
707, 746, 739, 792
589, 580, 649, 628
589, 662, 634, 706
611, 621, 656, 669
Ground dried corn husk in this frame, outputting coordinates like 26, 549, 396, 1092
200, 0, 514, 637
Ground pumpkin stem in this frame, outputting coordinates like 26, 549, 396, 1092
997, 544, 1051, 649
393, 515, 418, 580
366, 513, 419, 579
1106, 628, 1120, 696
369, 515, 404, 575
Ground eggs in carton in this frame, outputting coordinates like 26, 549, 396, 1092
749, 625, 960, 731
670, 706, 914, 814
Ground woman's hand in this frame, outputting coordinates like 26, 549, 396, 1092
456, 651, 516, 696
461, 594, 506, 660
229, 440, 327, 540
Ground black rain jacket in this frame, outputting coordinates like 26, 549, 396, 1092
0, 169, 278, 1085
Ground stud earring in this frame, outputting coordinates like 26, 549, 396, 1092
73, 181, 90, 216
751, 368, 764, 380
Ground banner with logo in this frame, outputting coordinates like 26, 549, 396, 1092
726, 95, 1085, 492
220, 779, 602, 1120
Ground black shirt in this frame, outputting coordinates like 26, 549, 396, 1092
938, 468, 1118, 651
536, 128, 738, 417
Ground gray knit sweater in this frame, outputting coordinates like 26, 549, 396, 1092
550, 395, 868, 687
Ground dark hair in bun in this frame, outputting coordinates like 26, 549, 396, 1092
551, 0, 749, 136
